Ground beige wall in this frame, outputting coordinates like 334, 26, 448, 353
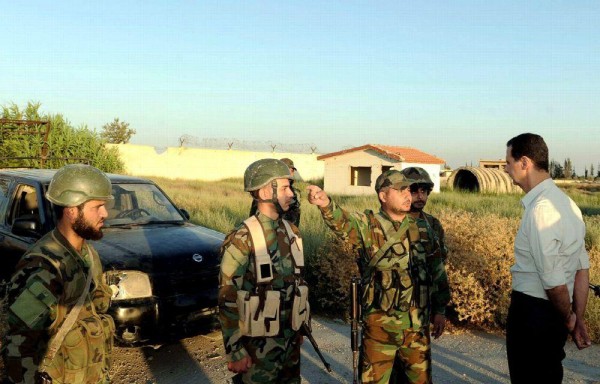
322, 149, 442, 195
109, 144, 324, 181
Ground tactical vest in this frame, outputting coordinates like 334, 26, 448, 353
362, 214, 432, 316
236, 216, 309, 337
22, 231, 114, 384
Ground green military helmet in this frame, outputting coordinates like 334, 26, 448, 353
401, 167, 434, 188
46, 164, 114, 207
244, 158, 293, 192
279, 158, 296, 171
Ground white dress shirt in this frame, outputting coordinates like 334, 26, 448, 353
512, 178, 590, 300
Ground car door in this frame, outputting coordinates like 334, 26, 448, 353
0, 181, 46, 282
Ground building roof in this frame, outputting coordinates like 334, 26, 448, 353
317, 144, 445, 164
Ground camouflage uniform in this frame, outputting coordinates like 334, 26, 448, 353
419, 212, 448, 263
219, 213, 303, 384
3, 229, 114, 384
318, 200, 450, 384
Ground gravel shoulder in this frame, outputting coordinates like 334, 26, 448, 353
110, 316, 600, 384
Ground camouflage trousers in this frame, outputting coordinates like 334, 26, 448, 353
361, 313, 431, 384
234, 332, 302, 384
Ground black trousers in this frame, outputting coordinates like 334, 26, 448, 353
506, 290, 568, 384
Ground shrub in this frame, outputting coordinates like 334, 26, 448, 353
439, 209, 518, 327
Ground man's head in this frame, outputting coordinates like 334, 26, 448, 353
280, 158, 296, 176
505, 133, 549, 190
244, 158, 294, 215
375, 170, 415, 218
46, 164, 113, 240
401, 167, 434, 213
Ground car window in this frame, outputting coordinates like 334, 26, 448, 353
8, 184, 40, 227
105, 183, 185, 225
0, 177, 11, 222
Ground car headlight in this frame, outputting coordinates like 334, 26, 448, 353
104, 270, 153, 301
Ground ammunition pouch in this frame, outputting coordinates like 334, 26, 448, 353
44, 313, 114, 384
291, 285, 310, 331
364, 268, 412, 313
237, 290, 281, 337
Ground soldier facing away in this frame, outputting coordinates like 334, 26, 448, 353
219, 158, 310, 383
307, 170, 450, 384
2, 164, 115, 384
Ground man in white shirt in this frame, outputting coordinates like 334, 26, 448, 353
504, 133, 591, 384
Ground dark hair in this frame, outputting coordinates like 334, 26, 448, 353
52, 202, 85, 221
506, 133, 549, 172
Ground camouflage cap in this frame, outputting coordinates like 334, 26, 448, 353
375, 170, 417, 193
279, 158, 296, 170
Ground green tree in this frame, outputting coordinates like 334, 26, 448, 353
563, 158, 573, 180
550, 159, 564, 179
591, 163, 595, 180
1, 102, 124, 173
100, 117, 136, 144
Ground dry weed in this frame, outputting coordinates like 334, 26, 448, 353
439, 208, 518, 328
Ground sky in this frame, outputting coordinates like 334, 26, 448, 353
2, 1, 599, 171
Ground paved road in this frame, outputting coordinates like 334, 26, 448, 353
111, 316, 600, 384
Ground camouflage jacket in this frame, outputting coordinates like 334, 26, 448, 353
319, 200, 450, 328
218, 213, 303, 362
3, 229, 114, 384
418, 211, 448, 262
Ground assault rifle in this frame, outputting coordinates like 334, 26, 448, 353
301, 322, 332, 373
590, 283, 600, 298
350, 277, 361, 384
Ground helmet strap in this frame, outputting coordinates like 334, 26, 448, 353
271, 179, 285, 216
252, 180, 285, 217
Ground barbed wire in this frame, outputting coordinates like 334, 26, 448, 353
178, 135, 319, 154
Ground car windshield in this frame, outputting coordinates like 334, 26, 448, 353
104, 183, 185, 226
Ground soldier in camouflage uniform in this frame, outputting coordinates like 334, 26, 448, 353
389, 167, 449, 383
401, 167, 448, 264
307, 170, 450, 384
2, 164, 115, 384
219, 158, 308, 384
249, 158, 301, 227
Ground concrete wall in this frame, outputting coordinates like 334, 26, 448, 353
322, 149, 441, 195
109, 144, 324, 181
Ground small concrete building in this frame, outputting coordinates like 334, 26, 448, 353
317, 144, 445, 195
479, 159, 507, 170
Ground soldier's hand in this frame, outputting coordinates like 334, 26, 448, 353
306, 186, 330, 207
228, 356, 253, 374
431, 313, 446, 339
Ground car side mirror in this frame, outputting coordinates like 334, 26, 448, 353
12, 217, 42, 239
179, 208, 190, 220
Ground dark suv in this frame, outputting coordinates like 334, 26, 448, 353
0, 169, 224, 342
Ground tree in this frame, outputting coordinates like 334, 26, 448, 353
550, 159, 564, 179
101, 117, 136, 144
1, 102, 124, 172
563, 158, 573, 180
591, 163, 595, 180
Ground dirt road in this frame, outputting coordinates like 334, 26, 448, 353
111, 316, 600, 384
